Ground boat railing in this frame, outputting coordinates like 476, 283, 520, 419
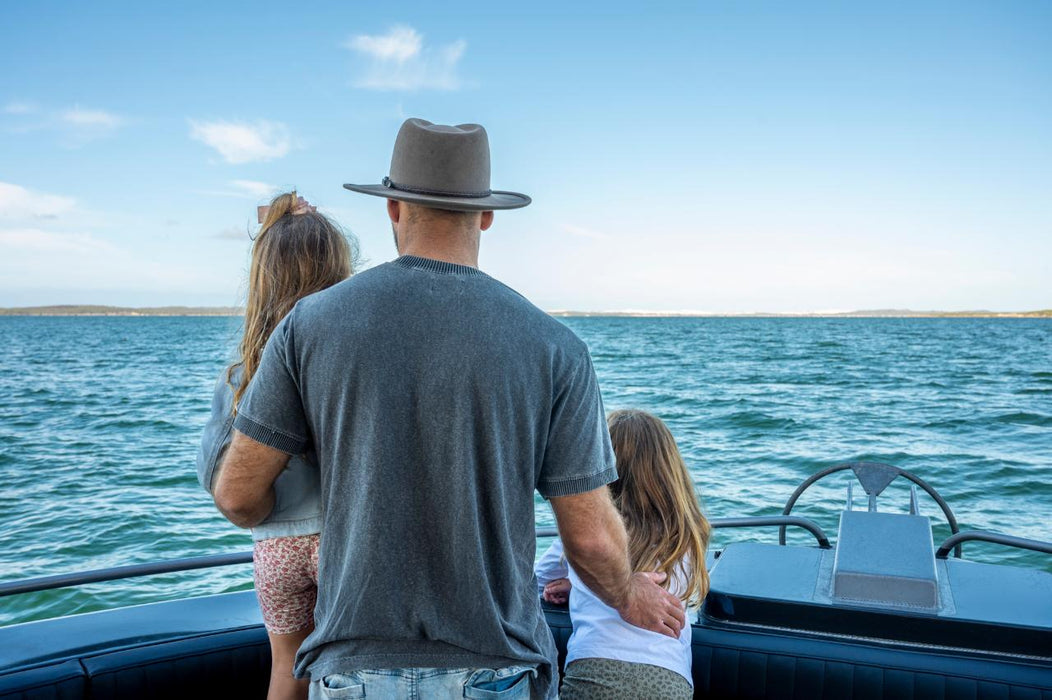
0, 551, 254, 598
935, 530, 1052, 559
0, 516, 830, 599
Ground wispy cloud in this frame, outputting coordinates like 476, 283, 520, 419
60, 106, 124, 130
560, 223, 611, 241
0, 228, 115, 255
3, 100, 38, 115
213, 226, 250, 241
348, 25, 422, 61
230, 180, 279, 198
189, 119, 292, 164
198, 179, 283, 199
0, 226, 209, 292
58, 105, 126, 145
345, 25, 466, 91
0, 182, 77, 221
2, 101, 126, 144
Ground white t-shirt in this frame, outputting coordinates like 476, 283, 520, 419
534, 538, 694, 687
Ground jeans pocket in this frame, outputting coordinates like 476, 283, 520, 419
463, 665, 535, 699
319, 673, 366, 699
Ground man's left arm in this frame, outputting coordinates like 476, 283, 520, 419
213, 431, 291, 528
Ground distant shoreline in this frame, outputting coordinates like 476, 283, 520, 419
0, 305, 243, 317
550, 309, 1052, 319
1, 305, 1049, 319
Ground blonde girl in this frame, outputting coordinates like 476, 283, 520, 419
535, 409, 710, 699
197, 192, 355, 700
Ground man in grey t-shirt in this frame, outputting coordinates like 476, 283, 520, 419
214, 119, 685, 699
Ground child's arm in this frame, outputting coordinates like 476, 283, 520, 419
534, 538, 570, 596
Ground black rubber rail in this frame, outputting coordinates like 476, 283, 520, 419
2, 530, 565, 597
709, 516, 831, 549
935, 530, 1052, 560
779, 462, 961, 557
539, 517, 831, 548
0, 551, 253, 598
2, 519, 830, 598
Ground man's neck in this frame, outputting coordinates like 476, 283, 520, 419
397, 228, 481, 268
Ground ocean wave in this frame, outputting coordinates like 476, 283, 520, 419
991, 412, 1052, 427
710, 411, 803, 431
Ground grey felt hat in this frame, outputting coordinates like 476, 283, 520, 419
343, 118, 531, 211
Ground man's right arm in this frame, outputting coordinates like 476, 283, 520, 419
550, 487, 686, 638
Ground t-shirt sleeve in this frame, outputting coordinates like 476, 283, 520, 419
536, 348, 617, 499
232, 315, 311, 455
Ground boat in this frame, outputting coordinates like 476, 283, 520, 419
1, 462, 1049, 699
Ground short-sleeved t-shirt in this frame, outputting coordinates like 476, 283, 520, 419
233, 255, 617, 699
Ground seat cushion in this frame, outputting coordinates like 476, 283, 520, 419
0, 659, 86, 700
82, 627, 270, 700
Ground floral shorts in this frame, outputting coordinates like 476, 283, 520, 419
253, 533, 320, 635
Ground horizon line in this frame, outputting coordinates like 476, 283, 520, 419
0, 305, 1050, 319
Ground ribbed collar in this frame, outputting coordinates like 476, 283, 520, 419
393, 255, 485, 277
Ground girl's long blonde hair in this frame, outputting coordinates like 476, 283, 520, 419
230, 191, 355, 410
607, 409, 711, 605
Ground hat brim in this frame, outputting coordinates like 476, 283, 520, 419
343, 183, 531, 212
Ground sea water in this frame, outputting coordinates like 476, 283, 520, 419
0, 316, 1049, 625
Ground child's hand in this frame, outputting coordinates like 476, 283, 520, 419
542, 578, 571, 604
292, 196, 317, 216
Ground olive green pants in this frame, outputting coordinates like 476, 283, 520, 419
560, 658, 692, 700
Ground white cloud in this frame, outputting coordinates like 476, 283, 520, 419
0, 182, 77, 221
3, 100, 38, 115
60, 106, 124, 129
2, 101, 126, 144
560, 223, 610, 241
0, 228, 115, 255
0, 227, 208, 292
346, 25, 466, 91
189, 119, 292, 164
197, 180, 283, 199
346, 25, 422, 62
213, 226, 249, 241
230, 180, 280, 198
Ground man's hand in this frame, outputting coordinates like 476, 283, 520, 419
213, 430, 291, 528
550, 486, 686, 638
542, 578, 572, 605
617, 572, 686, 638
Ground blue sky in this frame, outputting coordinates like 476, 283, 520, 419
1, 1, 1049, 312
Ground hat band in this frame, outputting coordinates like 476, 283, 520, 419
382, 176, 492, 199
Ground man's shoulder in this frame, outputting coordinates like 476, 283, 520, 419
289, 263, 393, 318
482, 276, 590, 354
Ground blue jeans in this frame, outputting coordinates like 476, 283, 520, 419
309, 665, 537, 699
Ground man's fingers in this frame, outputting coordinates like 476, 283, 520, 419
617, 571, 693, 638
668, 600, 686, 628
644, 571, 667, 584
